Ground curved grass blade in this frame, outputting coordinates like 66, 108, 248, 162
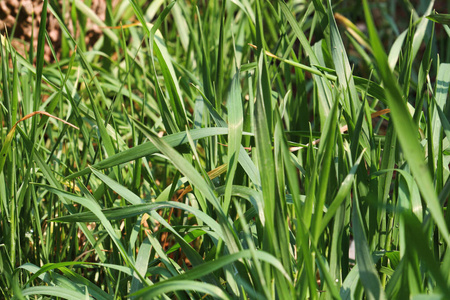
89, 166, 215, 275
132, 118, 240, 253
256, 45, 387, 104
50, 201, 222, 241
65, 127, 230, 179
353, 190, 387, 300
0, 111, 78, 175
319, 148, 366, 235
427, 12, 450, 26
131, 280, 231, 300
363, 0, 450, 246
130, 250, 292, 298
20, 261, 133, 293
21, 286, 89, 300
35, 183, 146, 284
223, 70, 243, 214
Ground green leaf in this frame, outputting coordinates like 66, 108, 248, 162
223, 70, 243, 214
65, 127, 230, 179
132, 118, 240, 253
353, 193, 387, 300
363, 0, 450, 246
21, 286, 89, 300
131, 280, 231, 299
35, 183, 145, 283
130, 250, 291, 298
427, 13, 450, 26
319, 149, 365, 235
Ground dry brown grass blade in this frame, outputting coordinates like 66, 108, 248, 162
13, 111, 80, 130
177, 163, 228, 200
334, 12, 372, 52
0, 111, 79, 173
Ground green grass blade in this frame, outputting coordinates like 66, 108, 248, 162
51, 201, 223, 241
33, 0, 48, 113
311, 91, 339, 242
320, 149, 366, 235
254, 54, 276, 235
21, 286, 89, 300
132, 118, 240, 253
223, 70, 243, 214
353, 192, 387, 300
427, 13, 450, 26
132, 280, 231, 300
327, 0, 360, 118
36, 183, 144, 282
65, 127, 230, 179
131, 250, 292, 298
363, 0, 450, 246
431, 63, 450, 159
72, 0, 118, 43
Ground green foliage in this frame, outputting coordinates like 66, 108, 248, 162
1, 0, 450, 299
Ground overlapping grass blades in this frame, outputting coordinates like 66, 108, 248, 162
2, 0, 450, 299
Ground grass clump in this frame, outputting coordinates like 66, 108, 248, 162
1, 0, 450, 299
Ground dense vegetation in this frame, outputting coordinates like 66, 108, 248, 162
1, 0, 450, 299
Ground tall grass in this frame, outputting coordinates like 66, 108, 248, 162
1, 0, 450, 299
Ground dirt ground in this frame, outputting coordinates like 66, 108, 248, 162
0, 1, 448, 62
0, 0, 106, 61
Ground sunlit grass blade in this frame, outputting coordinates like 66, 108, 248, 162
132, 118, 239, 252
131, 280, 232, 300
327, 0, 360, 119
319, 148, 365, 235
35, 183, 144, 282
51, 201, 223, 241
65, 127, 230, 179
223, 70, 243, 214
0, 111, 79, 174
254, 53, 276, 236
430, 63, 450, 159
20, 286, 89, 300
72, 0, 118, 43
353, 188, 387, 300
89, 165, 212, 274
131, 249, 291, 297
363, 0, 450, 246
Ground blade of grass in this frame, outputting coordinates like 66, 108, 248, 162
65, 127, 229, 179
132, 248, 292, 298
320, 148, 366, 235
21, 286, 88, 300
363, 0, 450, 246
71, 0, 118, 43
353, 186, 387, 300
131, 280, 231, 300
132, 118, 240, 253
223, 70, 243, 214
35, 183, 146, 284
426, 12, 450, 26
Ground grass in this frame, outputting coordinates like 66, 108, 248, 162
1, 0, 450, 299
